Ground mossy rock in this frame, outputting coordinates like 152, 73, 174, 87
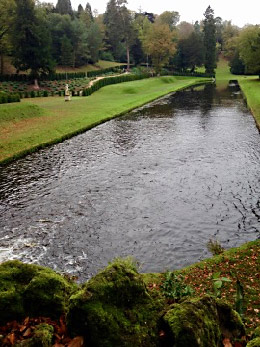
0, 260, 77, 325
67, 258, 162, 346
247, 337, 260, 347
252, 327, 260, 339
161, 296, 245, 347
215, 299, 245, 339
162, 296, 221, 347
15, 323, 54, 347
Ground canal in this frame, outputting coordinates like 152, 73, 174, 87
0, 83, 259, 280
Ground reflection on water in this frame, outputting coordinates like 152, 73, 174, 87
0, 84, 259, 280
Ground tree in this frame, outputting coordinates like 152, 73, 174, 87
238, 25, 260, 74
177, 21, 194, 39
0, 0, 15, 74
156, 11, 180, 31
103, 0, 123, 60
60, 34, 74, 66
56, 0, 73, 16
203, 6, 217, 73
12, 0, 55, 83
104, 0, 136, 67
87, 22, 103, 63
143, 24, 176, 74
174, 31, 204, 72
119, 7, 136, 70
79, 3, 94, 28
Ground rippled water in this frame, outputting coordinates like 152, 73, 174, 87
0, 83, 259, 280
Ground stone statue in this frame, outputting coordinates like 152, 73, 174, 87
65, 84, 71, 101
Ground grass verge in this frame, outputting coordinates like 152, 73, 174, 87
0, 76, 210, 165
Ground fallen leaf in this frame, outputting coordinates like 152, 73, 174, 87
8, 332, 15, 345
223, 338, 232, 347
68, 336, 84, 347
23, 328, 31, 337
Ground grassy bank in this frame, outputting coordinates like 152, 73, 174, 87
144, 239, 260, 335
0, 76, 210, 164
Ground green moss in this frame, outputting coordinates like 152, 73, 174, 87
162, 296, 221, 347
247, 337, 260, 347
216, 299, 245, 338
67, 257, 163, 346
15, 324, 54, 347
0, 260, 77, 325
162, 296, 245, 347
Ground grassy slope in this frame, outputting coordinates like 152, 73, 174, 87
0, 76, 210, 164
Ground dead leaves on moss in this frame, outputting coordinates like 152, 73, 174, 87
0, 316, 84, 347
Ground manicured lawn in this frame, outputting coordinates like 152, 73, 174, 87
0, 76, 210, 164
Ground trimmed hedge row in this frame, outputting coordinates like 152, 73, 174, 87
82, 73, 151, 96
0, 91, 20, 104
0, 66, 127, 82
169, 71, 215, 78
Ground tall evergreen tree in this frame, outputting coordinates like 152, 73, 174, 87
12, 0, 55, 82
56, 0, 73, 16
203, 6, 217, 73
103, 0, 123, 60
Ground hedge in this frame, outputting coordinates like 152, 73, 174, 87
82, 73, 151, 96
0, 91, 20, 104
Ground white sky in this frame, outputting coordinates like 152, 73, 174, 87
42, 0, 260, 28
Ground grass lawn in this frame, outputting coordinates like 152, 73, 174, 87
0, 76, 210, 164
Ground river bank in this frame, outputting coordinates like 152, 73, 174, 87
0, 240, 259, 346
0, 76, 210, 165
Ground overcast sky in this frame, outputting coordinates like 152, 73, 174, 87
43, 0, 260, 27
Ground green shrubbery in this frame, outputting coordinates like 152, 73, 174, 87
0, 91, 20, 104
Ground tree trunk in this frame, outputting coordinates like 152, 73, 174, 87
126, 45, 130, 72
0, 54, 4, 75
33, 79, 40, 90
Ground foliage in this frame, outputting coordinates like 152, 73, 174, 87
238, 25, 260, 75
212, 272, 232, 298
160, 271, 194, 301
56, 0, 73, 16
0, 91, 20, 104
230, 51, 245, 75
156, 11, 180, 31
174, 31, 205, 72
143, 23, 177, 74
0, 0, 15, 74
12, 0, 55, 79
207, 239, 225, 256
